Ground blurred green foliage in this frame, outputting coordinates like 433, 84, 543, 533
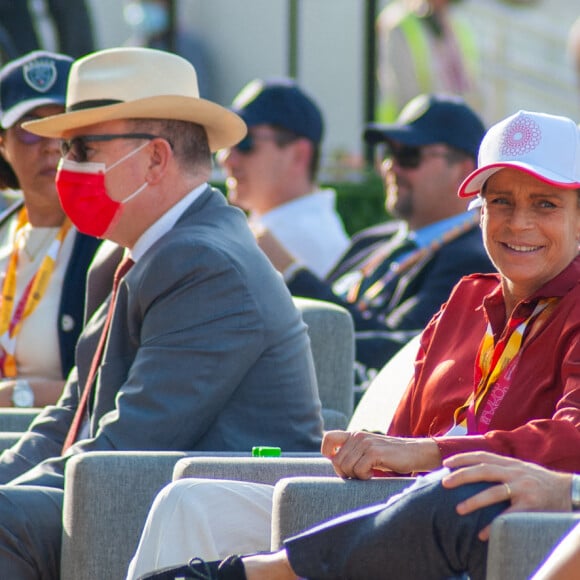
327, 172, 388, 236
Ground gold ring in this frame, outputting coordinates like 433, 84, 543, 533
503, 482, 512, 500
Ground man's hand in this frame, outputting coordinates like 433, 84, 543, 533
442, 451, 573, 540
321, 430, 442, 479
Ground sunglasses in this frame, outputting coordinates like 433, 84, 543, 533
380, 145, 451, 170
13, 118, 45, 145
60, 133, 168, 162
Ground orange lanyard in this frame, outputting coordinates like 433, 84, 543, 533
0, 208, 72, 377
451, 297, 558, 434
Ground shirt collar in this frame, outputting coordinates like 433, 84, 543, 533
410, 210, 478, 249
130, 183, 208, 262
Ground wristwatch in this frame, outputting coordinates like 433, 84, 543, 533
571, 474, 580, 511
11, 379, 34, 408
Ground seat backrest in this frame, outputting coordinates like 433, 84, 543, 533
347, 333, 420, 433
294, 297, 355, 429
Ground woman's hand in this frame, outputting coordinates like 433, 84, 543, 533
321, 430, 442, 479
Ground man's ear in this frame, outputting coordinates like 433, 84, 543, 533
146, 138, 172, 184
292, 138, 313, 169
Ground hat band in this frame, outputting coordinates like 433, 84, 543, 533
67, 98, 124, 112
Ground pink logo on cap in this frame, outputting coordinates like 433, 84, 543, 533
500, 114, 541, 157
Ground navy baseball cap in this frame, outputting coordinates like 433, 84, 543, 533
0, 50, 73, 129
231, 78, 324, 144
364, 94, 486, 160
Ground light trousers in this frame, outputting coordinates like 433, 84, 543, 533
126, 479, 274, 580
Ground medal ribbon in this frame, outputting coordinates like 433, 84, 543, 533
0, 208, 72, 377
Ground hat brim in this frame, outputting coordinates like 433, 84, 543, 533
458, 162, 580, 198
2, 96, 66, 129
364, 124, 434, 147
22, 95, 247, 152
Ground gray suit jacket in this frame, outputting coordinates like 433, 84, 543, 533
0, 187, 323, 488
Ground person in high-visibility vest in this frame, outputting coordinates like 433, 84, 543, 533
376, 0, 480, 122
567, 15, 580, 91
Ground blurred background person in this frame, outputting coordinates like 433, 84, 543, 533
376, 0, 480, 122
567, 15, 580, 92
0, 51, 103, 407
218, 78, 350, 279
123, 0, 214, 99
0, 0, 95, 64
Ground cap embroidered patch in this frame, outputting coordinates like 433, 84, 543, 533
23, 58, 58, 93
500, 113, 541, 157
0, 50, 73, 129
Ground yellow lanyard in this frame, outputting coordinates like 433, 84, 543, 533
0, 208, 72, 377
451, 297, 558, 434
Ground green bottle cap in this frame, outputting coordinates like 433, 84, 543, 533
251, 446, 282, 457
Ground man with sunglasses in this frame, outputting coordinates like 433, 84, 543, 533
259, 93, 495, 393
217, 78, 350, 279
0, 47, 324, 579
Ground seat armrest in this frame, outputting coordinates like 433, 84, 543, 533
61, 451, 188, 580
486, 512, 580, 580
173, 456, 335, 484
271, 476, 413, 549
0, 408, 40, 431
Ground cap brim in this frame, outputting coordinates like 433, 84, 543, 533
458, 162, 580, 197
23, 95, 247, 152
364, 123, 435, 146
1, 96, 66, 129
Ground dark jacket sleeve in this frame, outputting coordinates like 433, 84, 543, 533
289, 227, 495, 373
58, 233, 102, 379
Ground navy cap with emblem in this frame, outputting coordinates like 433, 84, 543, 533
0, 50, 73, 129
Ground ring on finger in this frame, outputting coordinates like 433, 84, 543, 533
503, 482, 512, 501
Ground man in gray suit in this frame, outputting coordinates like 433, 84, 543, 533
0, 46, 323, 578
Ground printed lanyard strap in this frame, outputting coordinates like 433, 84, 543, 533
0, 208, 72, 376
352, 213, 479, 311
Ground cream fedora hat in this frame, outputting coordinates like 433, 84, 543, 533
23, 47, 246, 152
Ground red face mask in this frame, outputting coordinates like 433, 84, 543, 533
55, 144, 148, 238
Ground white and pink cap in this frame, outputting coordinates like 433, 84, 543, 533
458, 110, 580, 197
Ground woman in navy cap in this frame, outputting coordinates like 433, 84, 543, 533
0, 51, 103, 408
